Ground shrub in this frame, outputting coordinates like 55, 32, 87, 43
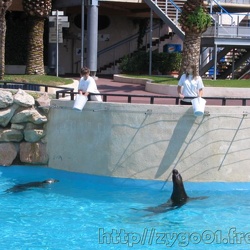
119, 51, 182, 74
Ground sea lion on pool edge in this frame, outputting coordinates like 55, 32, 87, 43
143, 169, 208, 213
5, 178, 59, 193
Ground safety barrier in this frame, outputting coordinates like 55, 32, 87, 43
55, 90, 250, 106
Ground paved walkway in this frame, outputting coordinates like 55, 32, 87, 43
63, 75, 177, 105
60, 75, 249, 106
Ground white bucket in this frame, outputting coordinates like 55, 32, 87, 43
191, 97, 206, 116
73, 94, 88, 111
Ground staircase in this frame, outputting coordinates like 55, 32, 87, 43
200, 0, 250, 78
154, 0, 250, 79
98, 0, 186, 74
218, 48, 250, 79
99, 0, 250, 78
143, 0, 185, 39
150, 0, 186, 20
98, 24, 176, 74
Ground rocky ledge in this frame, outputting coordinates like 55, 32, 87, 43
0, 89, 51, 166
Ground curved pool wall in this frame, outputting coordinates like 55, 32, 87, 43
46, 100, 250, 182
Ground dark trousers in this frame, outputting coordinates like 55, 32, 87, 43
180, 100, 192, 105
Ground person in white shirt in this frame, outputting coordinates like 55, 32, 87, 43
177, 65, 204, 105
78, 67, 102, 101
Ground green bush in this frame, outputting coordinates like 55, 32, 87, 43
119, 51, 182, 74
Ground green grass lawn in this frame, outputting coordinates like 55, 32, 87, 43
1, 74, 250, 88
1, 75, 73, 86
122, 74, 250, 88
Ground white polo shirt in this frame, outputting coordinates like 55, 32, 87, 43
78, 76, 102, 101
178, 74, 204, 99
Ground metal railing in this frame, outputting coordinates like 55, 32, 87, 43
56, 90, 250, 106
97, 23, 163, 72
217, 0, 250, 4
0, 81, 74, 97
2, 80, 249, 106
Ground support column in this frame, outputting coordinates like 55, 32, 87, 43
214, 44, 217, 80
81, 0, 85, 68
87, 0, 98, 76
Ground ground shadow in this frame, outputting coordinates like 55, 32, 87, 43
98, 83, 145, 93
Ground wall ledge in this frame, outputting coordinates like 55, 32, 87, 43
113, 75, 250, 98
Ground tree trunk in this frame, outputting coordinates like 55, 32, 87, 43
25, 16, 45, 75
0, 0, 12, 79
179, 32, 202, 76
0, 14, 6, 79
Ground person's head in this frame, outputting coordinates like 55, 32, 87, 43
80, 66, 90, 79
185, 65, 198, 78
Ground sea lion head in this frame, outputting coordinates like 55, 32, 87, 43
43, 178, 59, 184
171, 169, 188, 204
172, 169, 183, 185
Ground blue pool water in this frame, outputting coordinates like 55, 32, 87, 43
0, 166, 250, 250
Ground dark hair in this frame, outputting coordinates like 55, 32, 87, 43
80, 66, 90, 76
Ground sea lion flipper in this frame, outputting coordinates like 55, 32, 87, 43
189, 196, 208, 201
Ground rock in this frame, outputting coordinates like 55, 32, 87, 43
11, 123, 25, 130
0, 142, 18, 166
36, 93, 51, 114
25, 122, 42, 130
24, 129, 45, 142
0, 104, 19, 127
0, 90, 13, 108
36, 93, 51, 107
11, 109, 47, 124
13, 89, 35, 107
20, 142, 48, 164
0, 129, 23, 142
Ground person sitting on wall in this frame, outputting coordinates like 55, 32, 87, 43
78, 66, 102, 101
177, 65, 204, 105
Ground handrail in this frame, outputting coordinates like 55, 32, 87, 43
0, 81, 74, 97
56, 90, 250, 106
218, 0, 250, 3
211, 0, 235, 25
97, 23, 161, 57
205, 13, 250, 38
168, 0, 182, 12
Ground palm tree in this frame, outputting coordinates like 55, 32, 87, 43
22, 0, 52, 75
179, 0, 211, 75
0, 0, 12, 80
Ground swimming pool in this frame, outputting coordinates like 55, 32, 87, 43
0, 166, 249, 250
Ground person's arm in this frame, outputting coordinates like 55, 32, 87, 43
198, 88, 203, 97
78, 78, 84, 95
78, 89, 89, 96
197, 76, 204, 97
177, 74, 185, 99
177, 85, 184, 99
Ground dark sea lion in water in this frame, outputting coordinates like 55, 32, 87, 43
5, 178, 59, 193
143, 169, 208, 213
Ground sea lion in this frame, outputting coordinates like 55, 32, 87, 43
5, 178, 59, 193
143, 169, 207, 213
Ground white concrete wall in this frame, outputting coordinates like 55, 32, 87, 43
145, 82, 250, 98
46, 100, 250, 182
